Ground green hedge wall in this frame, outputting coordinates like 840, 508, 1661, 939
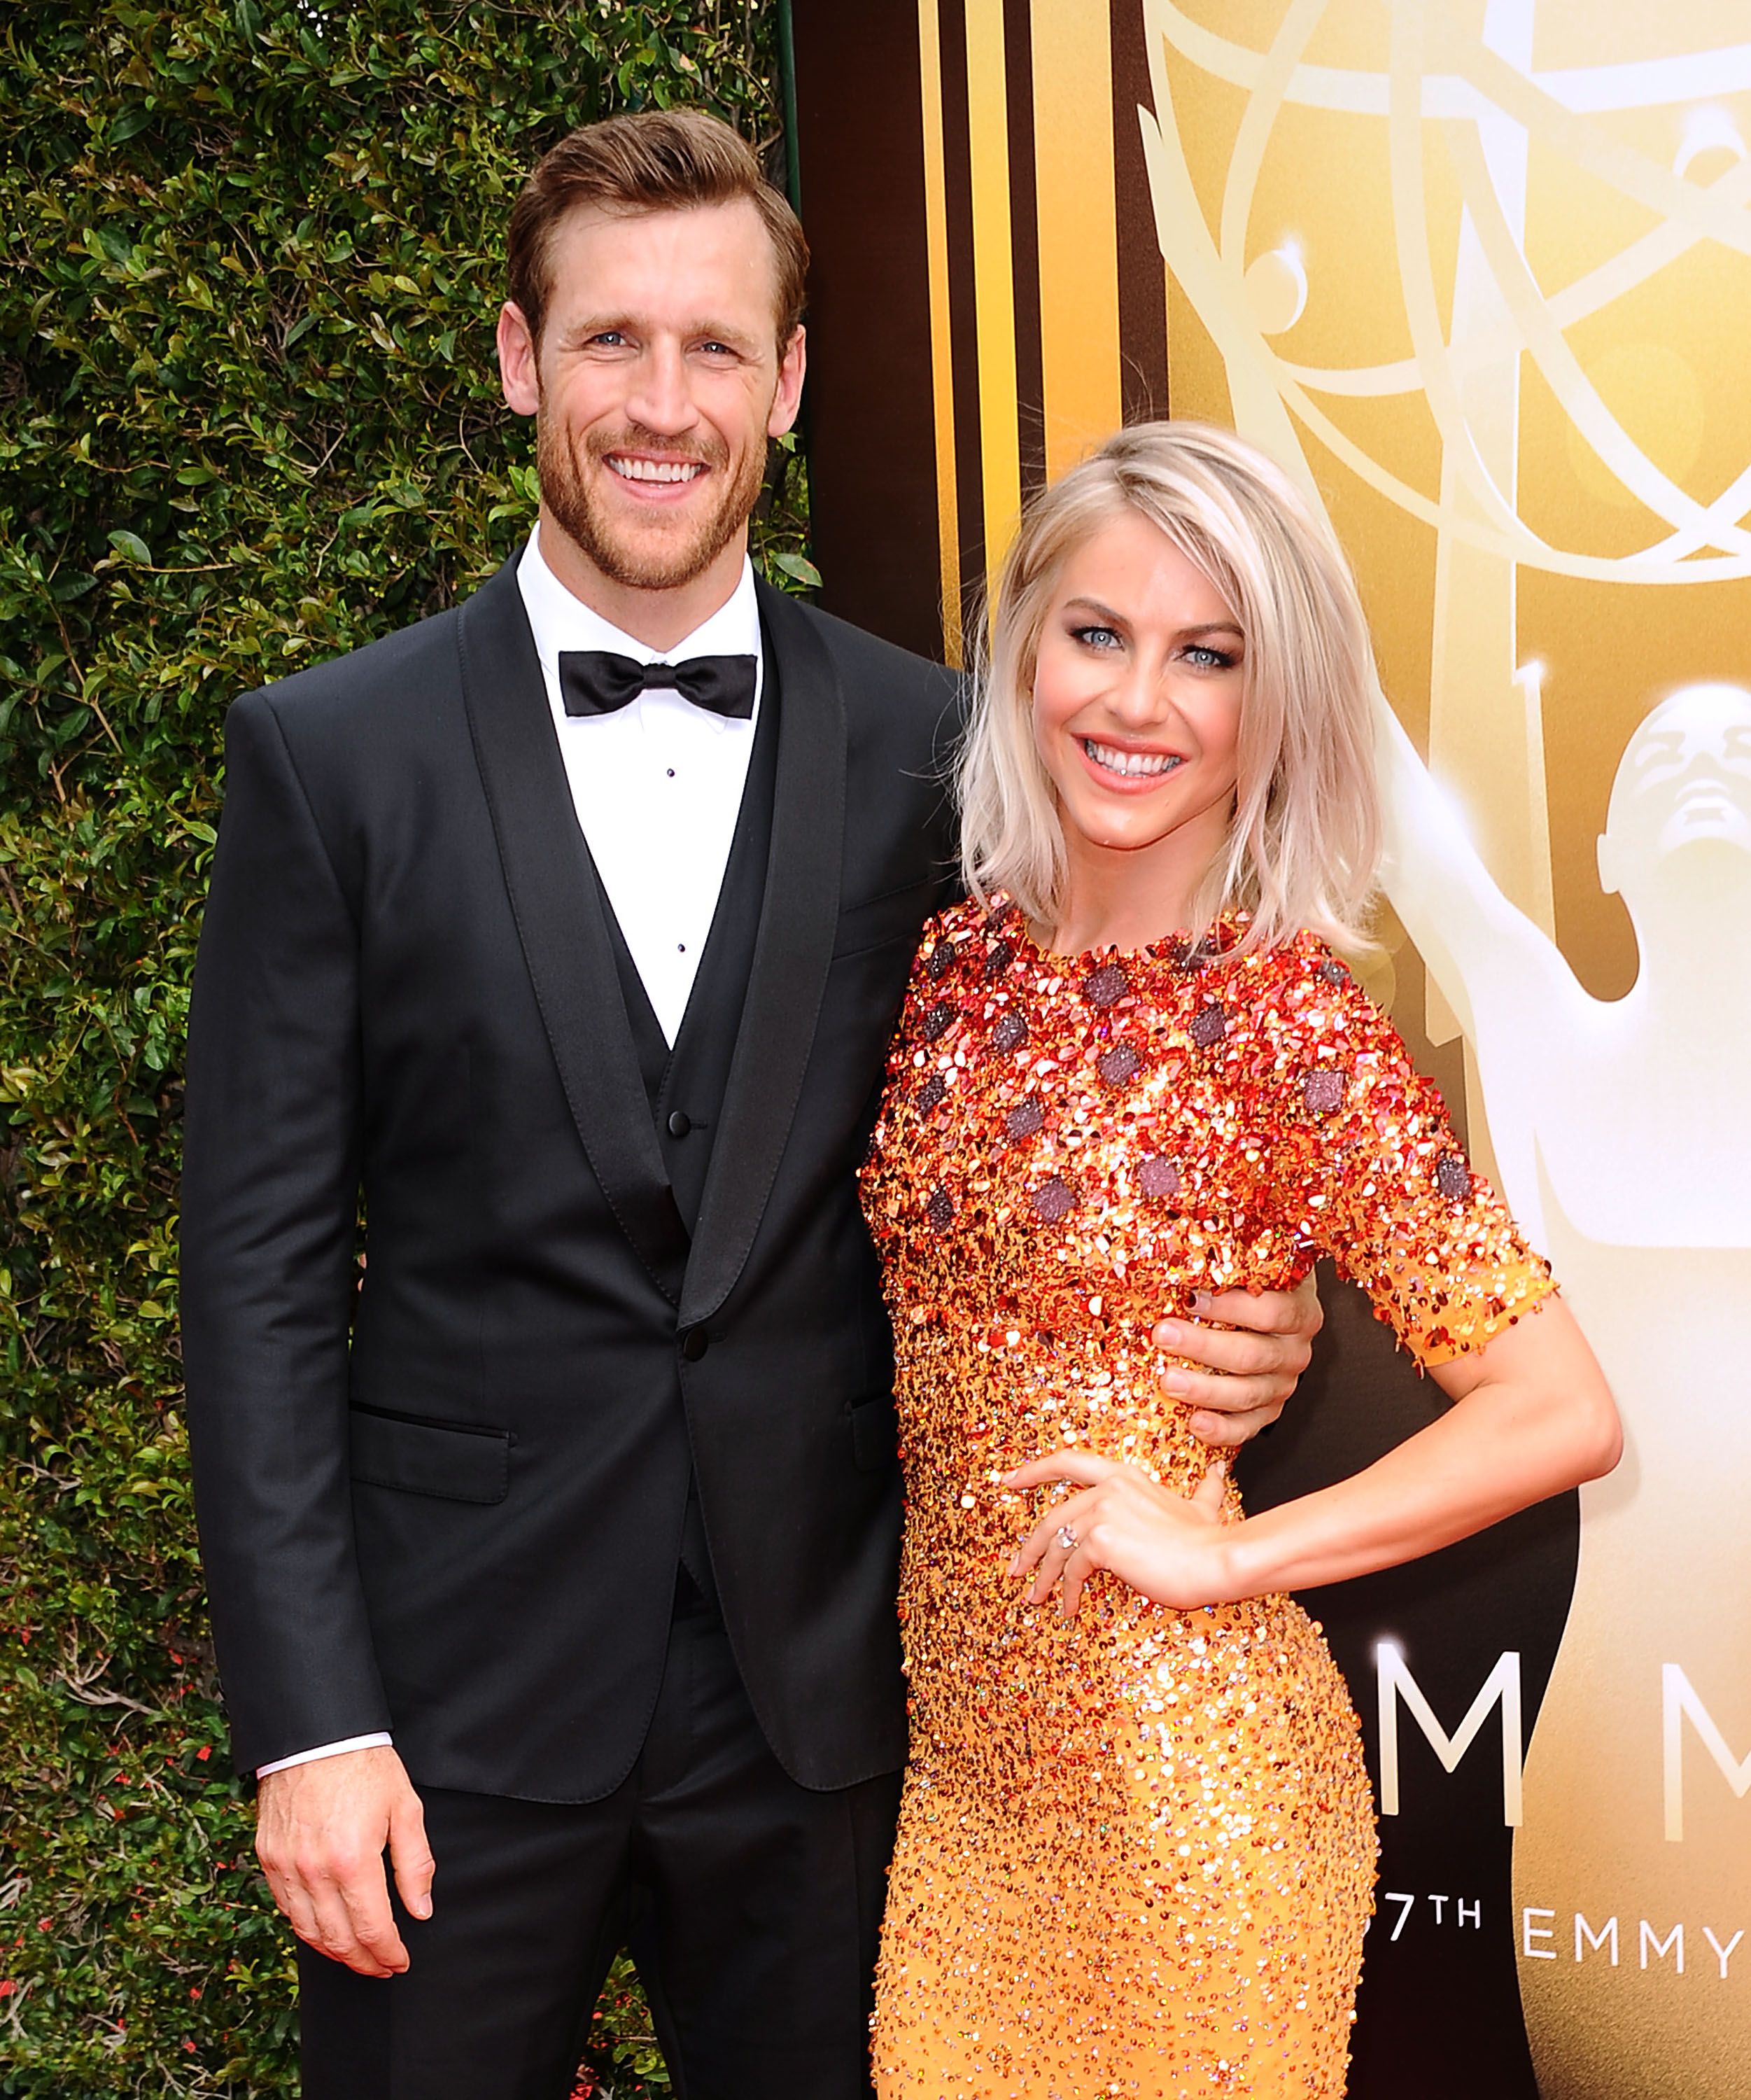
0, 6, 808, 2092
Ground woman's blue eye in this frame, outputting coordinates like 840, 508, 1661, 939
1071, 624, 1123, 650
1185, 644, 1238, 670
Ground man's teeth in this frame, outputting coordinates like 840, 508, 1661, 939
1083, 739, 1182, 778
608, 456, 706, 484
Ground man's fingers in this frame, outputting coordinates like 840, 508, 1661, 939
1224, 1270, 1322, 1336
333, 1851, 409, 1976
1166, 1359, 1296, 1424
1155, 1320, 1303, 1382
389, 1793, 436, 1923
1197, 1276, 1323, 1339
266, 1863, 321, 1947
1188, 1398, 1285, 1449
1290, 1269, 1325, 1336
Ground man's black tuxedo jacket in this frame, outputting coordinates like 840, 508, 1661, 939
180, 557, 961, 1800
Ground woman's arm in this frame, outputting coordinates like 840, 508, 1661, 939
1008, 1296, 1619, 1614
1223, 1295, 1618, 1595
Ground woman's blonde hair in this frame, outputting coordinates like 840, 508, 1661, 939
958, 420, 1381, 958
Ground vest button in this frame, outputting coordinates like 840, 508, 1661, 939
666, 1110, 692, 1138
680, 1326, 710, 1362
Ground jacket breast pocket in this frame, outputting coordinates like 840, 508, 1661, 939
831, 875, 942, 962
849, 1394, 899, 1474
349, 1404, 511, 1506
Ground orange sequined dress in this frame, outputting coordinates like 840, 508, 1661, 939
859, 899, 1554, 2099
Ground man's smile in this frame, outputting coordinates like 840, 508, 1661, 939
605, 453, 710, 487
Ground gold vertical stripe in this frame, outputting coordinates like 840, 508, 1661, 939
917, 0, 962, 666
1029, 1, 1121, 477
964, 0, 1022, 585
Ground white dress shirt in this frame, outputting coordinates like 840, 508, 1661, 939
520, 521, 764, 1044
258, 525, 766, 1777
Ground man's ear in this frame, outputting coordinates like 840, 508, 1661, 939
498, 301, 540, 418
767, 323, 807, 439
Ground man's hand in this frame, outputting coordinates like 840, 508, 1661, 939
1153, 1270, 1324, 1449
255, 1745, 433, 1977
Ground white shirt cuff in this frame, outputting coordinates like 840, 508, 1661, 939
257, 1731, 394, 1777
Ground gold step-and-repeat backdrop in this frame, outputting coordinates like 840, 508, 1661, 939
792, 4, 1751, 2094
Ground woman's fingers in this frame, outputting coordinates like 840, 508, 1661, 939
1058, 1539, 1101, 1617
1192, 1462, 1229, 1513
1008, 1485, 1102, 1582
1004, 1450, 1121, 1492
1008, 1463, 1229, 1612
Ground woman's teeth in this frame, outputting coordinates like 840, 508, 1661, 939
1083, 738, 1183, 779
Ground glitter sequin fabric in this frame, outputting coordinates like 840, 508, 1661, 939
859, 899, 1555, 2097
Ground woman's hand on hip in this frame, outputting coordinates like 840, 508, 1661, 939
1004, 1451, 1237, 1615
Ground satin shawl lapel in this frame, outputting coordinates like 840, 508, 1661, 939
457, 560, 689, 1304
681, 584, 847, 1328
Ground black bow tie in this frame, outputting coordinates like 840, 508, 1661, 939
557, 650, 758, 722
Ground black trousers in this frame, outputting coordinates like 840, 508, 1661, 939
297, 1583, 903, 2100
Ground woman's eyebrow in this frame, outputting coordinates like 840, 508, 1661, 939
1059, 599, 1244, 642
1061, 596, 1129, 625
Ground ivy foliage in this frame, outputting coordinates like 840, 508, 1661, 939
0, 4, 805, 2092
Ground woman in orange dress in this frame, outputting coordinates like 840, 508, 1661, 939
859, 423, 1619, 2098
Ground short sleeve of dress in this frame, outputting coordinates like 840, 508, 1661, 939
1267, 944, 1556, 1368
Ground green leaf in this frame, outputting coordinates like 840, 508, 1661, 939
771, 550, 823, 589
0, 6, 784, 2089
110, 103, 155, 144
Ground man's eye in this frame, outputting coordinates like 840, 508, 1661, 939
588, 331, 627, 349
698, 340, 736, 357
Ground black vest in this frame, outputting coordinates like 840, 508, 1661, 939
588, 640, 782, 1605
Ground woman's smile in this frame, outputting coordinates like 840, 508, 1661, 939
1077, 736, 1186, 785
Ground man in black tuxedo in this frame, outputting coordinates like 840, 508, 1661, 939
180, 110, 1322, 2100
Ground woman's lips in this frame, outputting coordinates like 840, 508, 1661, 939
1079, 736, 1186, 788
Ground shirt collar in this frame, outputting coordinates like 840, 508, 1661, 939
516, 522, 762, 724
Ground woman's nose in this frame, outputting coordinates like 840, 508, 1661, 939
1106, 662, 1172, 729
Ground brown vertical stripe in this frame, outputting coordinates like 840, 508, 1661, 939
938, 2, 987, 636
1110, 0, 1170, 423
789, 3, 943, 656
1002, 0, 1045, 499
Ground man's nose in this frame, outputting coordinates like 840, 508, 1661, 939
625, 342, 696, 436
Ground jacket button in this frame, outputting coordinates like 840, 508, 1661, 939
666, 1110, 692, 1138
680, 1326, 709, 1362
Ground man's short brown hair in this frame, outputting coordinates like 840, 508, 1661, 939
507, 108, 809, 357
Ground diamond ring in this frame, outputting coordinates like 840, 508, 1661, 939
1055, 1525, 1078, 1553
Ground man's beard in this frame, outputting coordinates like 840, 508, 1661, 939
537, 416, 768, 592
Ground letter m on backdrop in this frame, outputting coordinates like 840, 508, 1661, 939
1377, 1643, 1524, 1827
1663, 1663, 1751, 1842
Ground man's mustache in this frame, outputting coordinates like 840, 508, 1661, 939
583, 424, 729, 474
